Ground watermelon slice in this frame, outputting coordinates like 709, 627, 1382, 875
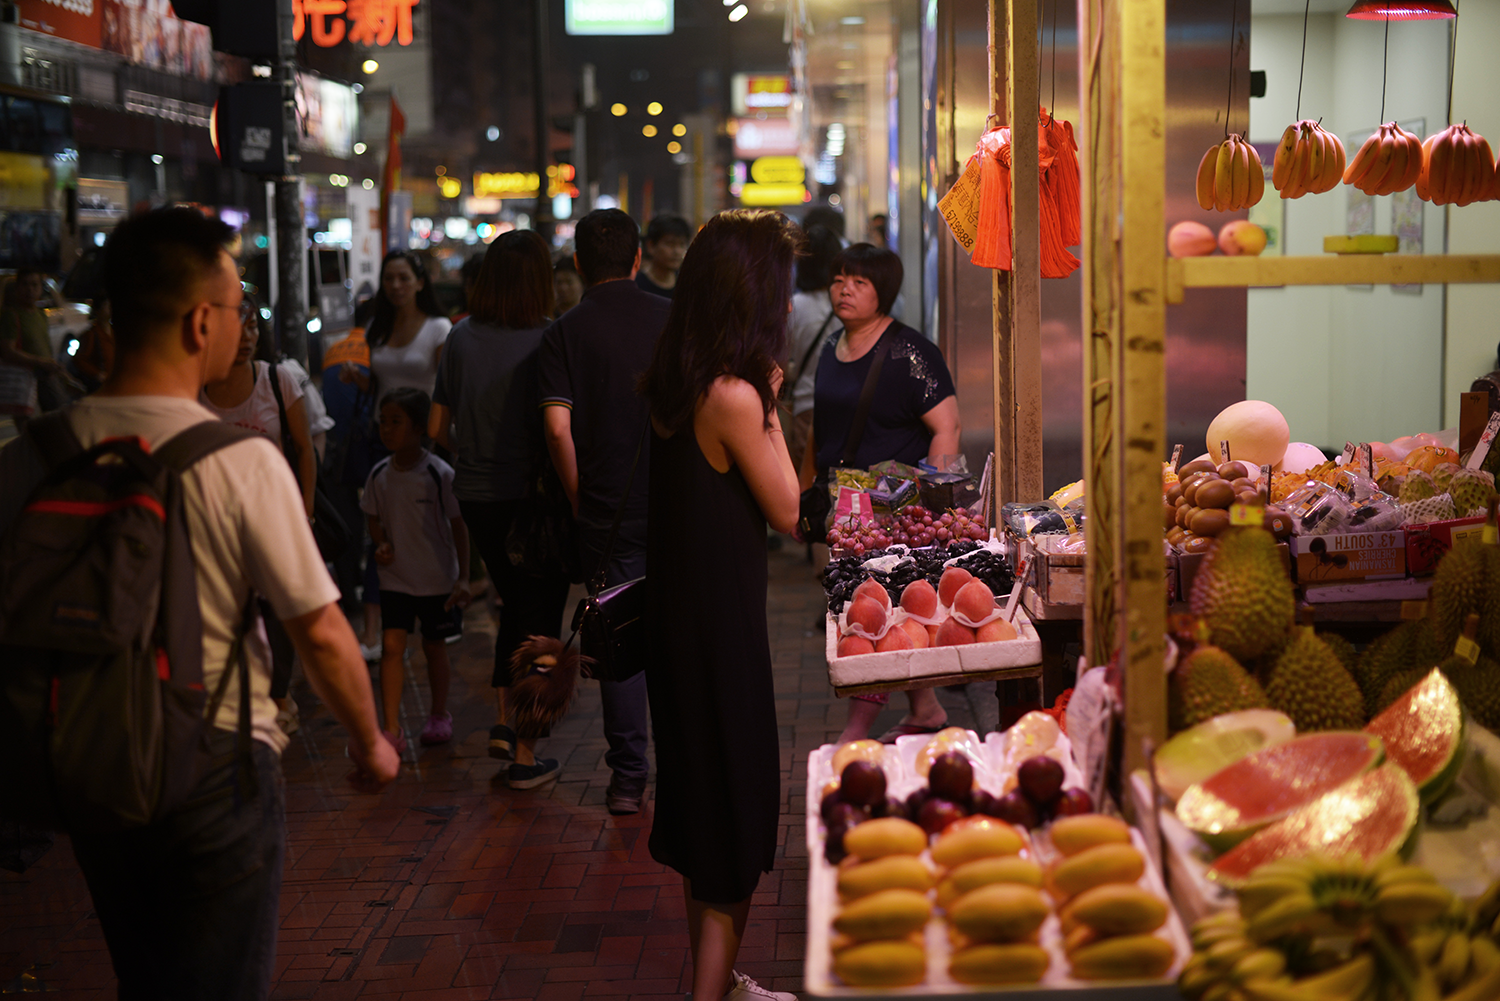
1176, 731, 1384, 852
1154, 710, 1296, 803
1207, 764, 1420, 886
1364, 668, 1466, 804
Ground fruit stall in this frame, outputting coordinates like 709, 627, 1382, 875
805, 0, 1500, 997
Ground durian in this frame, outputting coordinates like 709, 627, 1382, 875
1266, 627, 1367, 731
1357, 620, 1442, 718
1168, 644, 1270, 734
1429, 543, 1492, 653
1377, 667, 1429, 714
1399, 470, 1436, 504
1318, 632, 1359, 673
1188, 528, 1295, 663
1442, 655, 1500, 731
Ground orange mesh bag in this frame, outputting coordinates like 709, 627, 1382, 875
971, 127, 1013, 270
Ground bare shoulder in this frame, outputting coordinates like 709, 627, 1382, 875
701, 374, 761, 416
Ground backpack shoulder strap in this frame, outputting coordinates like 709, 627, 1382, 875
23, 409, 85, 468
154, 421, 260, 473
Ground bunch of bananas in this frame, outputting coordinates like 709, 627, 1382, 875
1273, 120, 1347, 198
1196, 134, 1266, 212
1415, 123, 1498, 207
1345, 122, 1424, 196
1180, 855, 1500, 1001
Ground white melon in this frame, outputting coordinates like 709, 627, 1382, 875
1205, 401, 1290, 469
1275, 442, 1327, 475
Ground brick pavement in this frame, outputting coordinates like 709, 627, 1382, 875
0, 543, 990, 999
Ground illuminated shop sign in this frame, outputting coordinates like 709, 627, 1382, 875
740, 156, 807, 206
292, 0, 419, 47
731, 74, 792, 116
565, 0, 672, 36
473, 164, 578, 200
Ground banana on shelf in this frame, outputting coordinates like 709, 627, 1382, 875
1197, 133, 1266, 212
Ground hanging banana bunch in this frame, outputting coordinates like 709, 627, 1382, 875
1196, 134, 1265, 212
1272, 120, 1346, 199
1416, 123, 1498, 207
1344, 121, 1423, 197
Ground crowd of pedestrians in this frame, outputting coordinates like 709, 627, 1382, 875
0, 200, 963, 1001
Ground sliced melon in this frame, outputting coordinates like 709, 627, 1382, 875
1364, 668, 1466, 804
1154, 710, 1296, 803
1208, 764, 1420, 886
1176, 731, 1384, 852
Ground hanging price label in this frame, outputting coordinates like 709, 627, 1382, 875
1229, 504, 1261, 527
1399, 601, 1428, 621
1484, 523, 1498, 546
1455, 635, 1481, 665
1169, 444, 1183, 473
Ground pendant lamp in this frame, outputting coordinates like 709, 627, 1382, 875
1345, 0, 1458, 18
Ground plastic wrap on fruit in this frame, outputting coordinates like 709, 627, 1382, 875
1283, 481, 1350, 536
915, 727, 988, 782
1001, 500, 1069, 538
867, 475, 920, 512
1333, 468, 1381, 503
999, 711, 1063, 775
1346, 492, 1405, 532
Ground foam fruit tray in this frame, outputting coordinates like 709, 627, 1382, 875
825, 609, 1041, 690
803, 728, 1190, 998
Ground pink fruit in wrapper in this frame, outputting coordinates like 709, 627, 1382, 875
938, 567, 974, 606
875, 627, 914, 652
900, 619, 930, 649
837, 635, 875, 658
953, 580, 997, 622
846, 596, 887, 636
900, 579, 939, 618
853, 577, 892, 609
935, 619, 977, 647
976, 618, 1018, 643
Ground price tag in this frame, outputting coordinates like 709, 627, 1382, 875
1169, 444, 1183, 474
1484, 523, 1498, 546
1229, 503, 1261, 527
1219, 439, 1231, 464
1467, 411, 1500, 470
1340, 441, 1356, 465
1455, 635, 1481, 665
1399, 601, 1428, 621
1004, 555, 1032, 622
1260, 464, 1273, 503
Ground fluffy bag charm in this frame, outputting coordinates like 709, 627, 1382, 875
508, 636, 587, 737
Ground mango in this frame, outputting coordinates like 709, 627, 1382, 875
1068, 933, 1176, 980
930, 819, 1023, 867
843, 817, 927, 860
948, 883, 1050, 942
936, 856, 1043, 908
949, 942, 1050, 985
1051, 814, 1132, 857
1050, 842, 1145, 900
832, 888, 932, 941
1065, 883, 1168, 936
837, 855, 933, 901
832, 939, 927, 988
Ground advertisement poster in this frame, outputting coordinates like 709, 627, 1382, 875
346, 184, 382, 307
101, 0, 214, 81
15, 0, 103, 48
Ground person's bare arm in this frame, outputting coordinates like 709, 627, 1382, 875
921, 395, 962, 466
287, 396, 317, 517
446, 516, 471, 610
709, 376, 800, 534
338, 362, 370, 392
429, 402, 451, 450
282, 602, 399, 790
799, 428, 818, 492
543, 404, 580, 515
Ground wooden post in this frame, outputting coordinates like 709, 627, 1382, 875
1078, 0, 1167, 782
990, 0, 1044, 511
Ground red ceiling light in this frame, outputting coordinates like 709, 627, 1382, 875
1345, 0, 1458, 18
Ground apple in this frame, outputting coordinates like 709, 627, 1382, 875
928, 751, 974, 803
1017, 755, 1065, 805
988, 789, 1039, 829
1054, 788, 1095, 816
840, 760, 887, 808
917, 796, 968, 835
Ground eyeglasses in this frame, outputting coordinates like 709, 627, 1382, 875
185, 301, 246, 321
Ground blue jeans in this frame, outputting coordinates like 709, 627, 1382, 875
579, 518, 650, 786
68, 729, 286, 1001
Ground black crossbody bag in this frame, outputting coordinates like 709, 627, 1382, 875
797, 331, 890, 543
568, 420, 650, 683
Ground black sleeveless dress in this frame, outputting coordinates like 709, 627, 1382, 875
644, 425, 781, 904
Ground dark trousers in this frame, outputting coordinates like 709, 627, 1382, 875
327, 481, 366, 614
460, 499, 572, 689
68, 730, 286, 1001
578, 517, 650, 786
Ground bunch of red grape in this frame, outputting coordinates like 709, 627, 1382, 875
826, 505, 988, 555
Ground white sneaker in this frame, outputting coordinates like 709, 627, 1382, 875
275, 701, 300, 736
359, 641, 382, 662
723, 971, 797, 1001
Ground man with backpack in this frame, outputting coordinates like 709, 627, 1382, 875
0, 208, 398, 999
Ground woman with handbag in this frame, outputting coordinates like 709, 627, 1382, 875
639, 210, 802, 1001
430, 230, 575, 790
798, 243, 963, 746
201, 292, 318, 735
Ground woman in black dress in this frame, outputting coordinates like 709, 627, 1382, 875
639, 210, 802, 1001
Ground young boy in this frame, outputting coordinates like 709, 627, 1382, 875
362, 388, 470, 750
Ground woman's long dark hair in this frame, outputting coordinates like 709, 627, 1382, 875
641, 209, 802, 434
365, 250, 445, 348
468, 229, 554, 328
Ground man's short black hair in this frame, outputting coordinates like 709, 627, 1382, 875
103, 207, 235, 354
643, 214, 691, 245
830, 242, 904, 316
803, 206, 846, 238
574, 209, 640, 284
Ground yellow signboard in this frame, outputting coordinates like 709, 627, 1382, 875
741, 183, 808, 206
473, 164, 579, 199
750, 156, 804, 184
0, 152, 49, 210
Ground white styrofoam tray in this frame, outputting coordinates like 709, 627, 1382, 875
803, 730, 1190, 998
826, 607, 1042, 690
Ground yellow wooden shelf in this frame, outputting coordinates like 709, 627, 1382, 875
1165, 253, 1500, 303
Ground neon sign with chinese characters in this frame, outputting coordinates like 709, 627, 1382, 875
292, 0, 419, 48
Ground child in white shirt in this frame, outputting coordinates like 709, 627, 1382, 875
361, 388, 470, 749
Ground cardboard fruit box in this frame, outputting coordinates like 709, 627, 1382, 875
1403, 516, 1487, 576
826, 608, 1041, 691
1288, 530, 1406, 584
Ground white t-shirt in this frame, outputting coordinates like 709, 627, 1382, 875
66, 396, 341, 753
361, 451, 462, 596
198, 360, 304, 443
788, 289, 838, 416
370, 317, 452, 397
280, 358, 335, 437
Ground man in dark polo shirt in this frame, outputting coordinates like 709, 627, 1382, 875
539, 209, 671, 815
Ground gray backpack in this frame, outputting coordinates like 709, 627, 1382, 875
0, 411, 258, 830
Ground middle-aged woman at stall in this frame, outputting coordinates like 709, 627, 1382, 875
429, 230, 574, 789
800, 242, 962, 746
639, 209, 802, 1001
342, 251, 453, 659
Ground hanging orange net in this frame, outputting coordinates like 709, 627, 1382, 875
969, 107, 1080, 279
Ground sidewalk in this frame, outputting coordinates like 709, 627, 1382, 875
0, 543, 986, 999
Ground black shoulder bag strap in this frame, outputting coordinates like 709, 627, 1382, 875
590, 418, 650, 594
787, 309, 837, 399
838, 329, 891, 469
265, 361, 301, 484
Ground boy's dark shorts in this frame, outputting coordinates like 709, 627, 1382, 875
379, 591, 460, 640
